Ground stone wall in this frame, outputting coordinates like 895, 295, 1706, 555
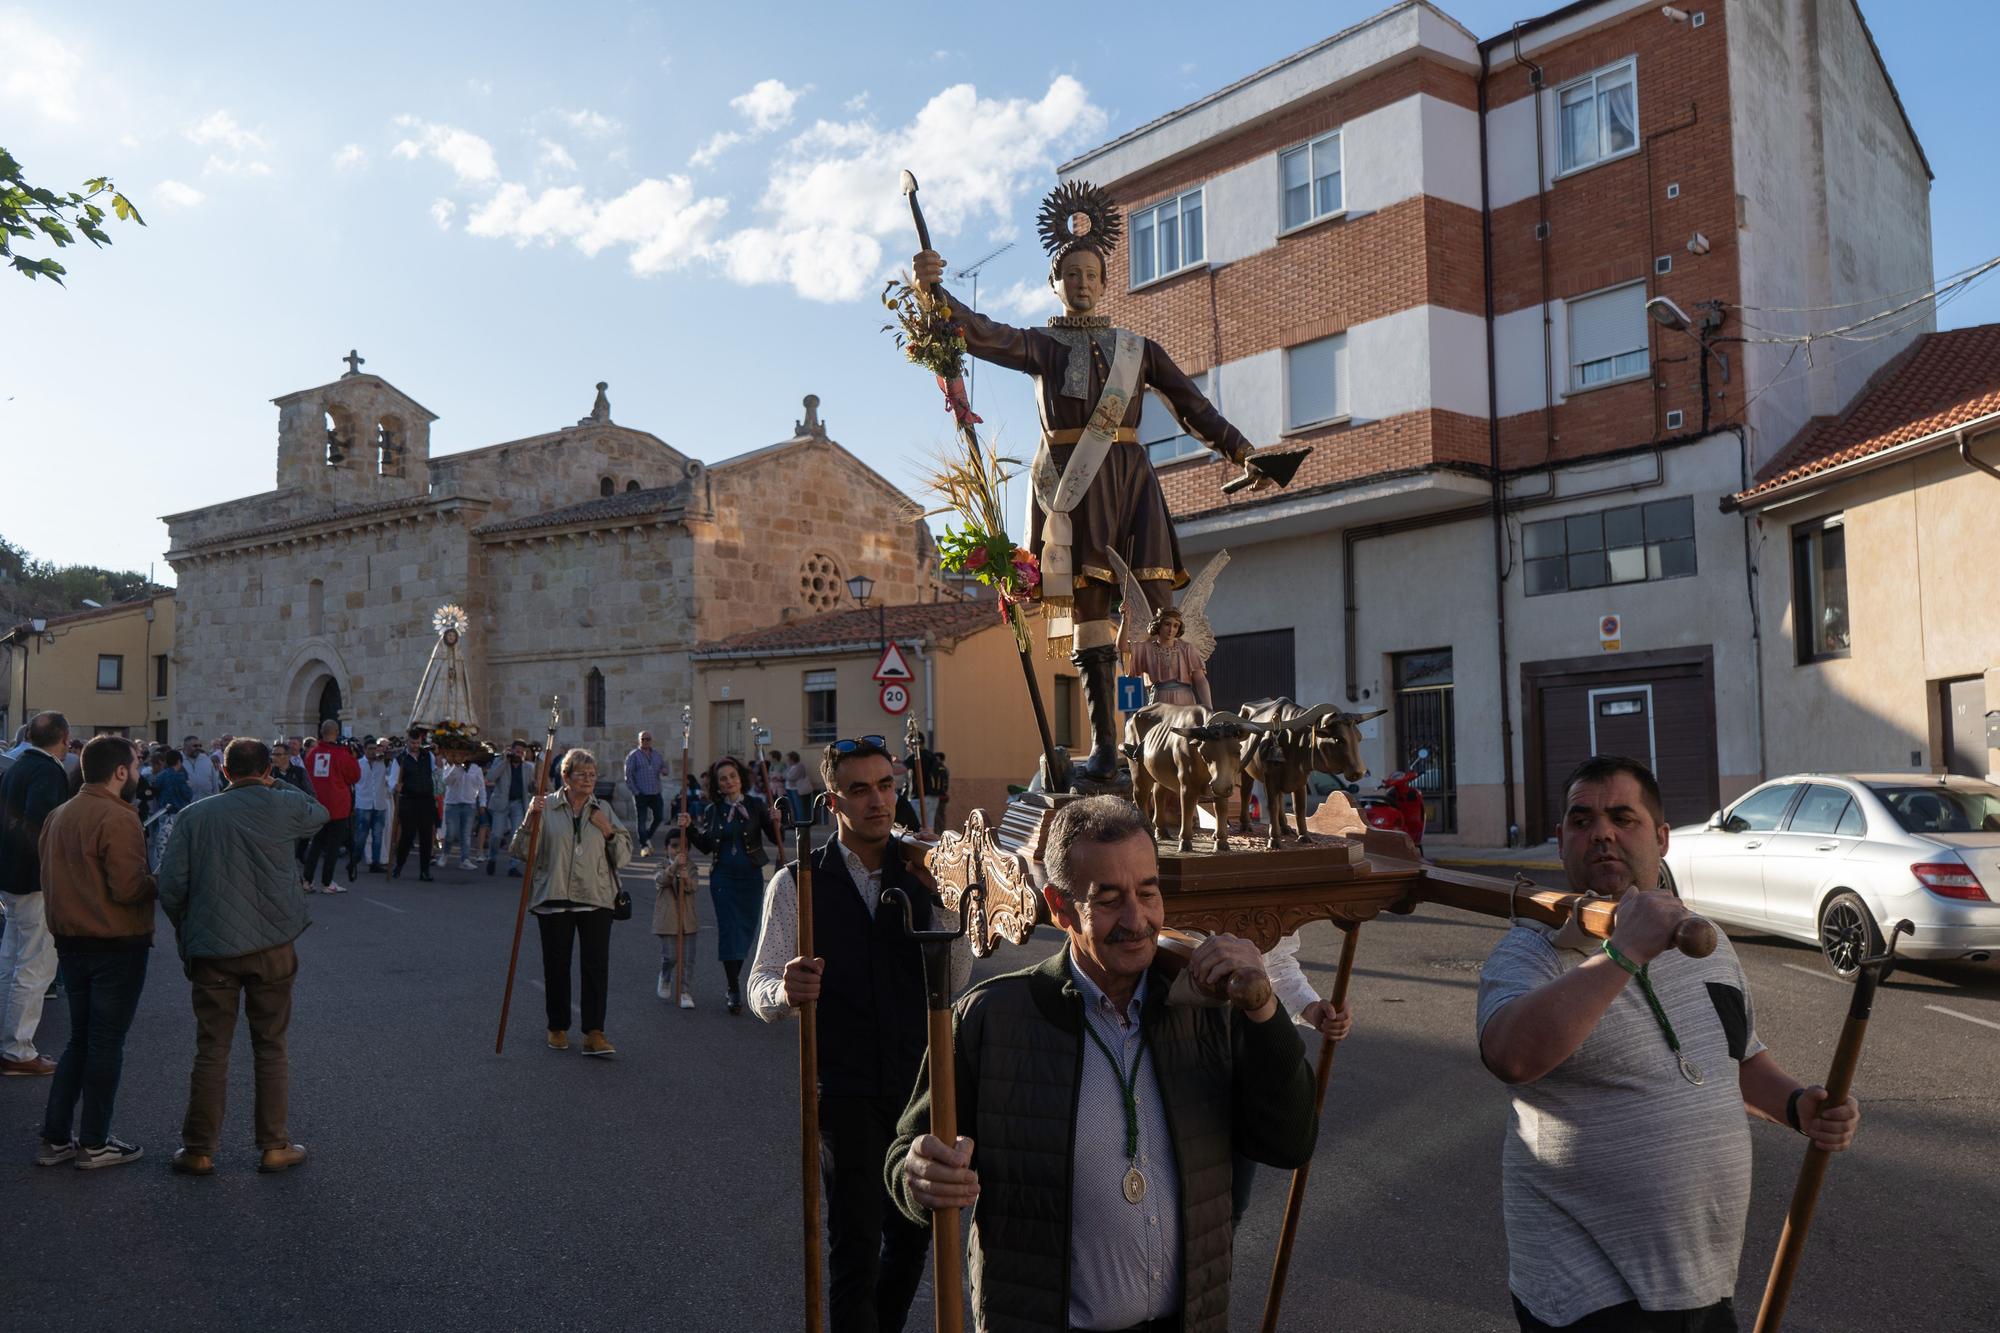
432, 425, 695, 524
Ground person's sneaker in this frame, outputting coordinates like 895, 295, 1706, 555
547, 1030, 570, 1051
75, 1137, 144, 1170
638, 845, 652, 858
170, 1149, 214, 1176
1, 1054, 56, 1076
678, 992, 696, 1011
325, 884, 347, 895
390, 866, 403, 880
258, 1143, 308, 1174
459, 858, 476, 870
36, 1138, 76, 1167
581, 1030, 616, 1057
726, 990, 742, 1016
656, 971, 671, 1000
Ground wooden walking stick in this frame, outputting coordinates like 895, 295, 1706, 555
1260, 922, 1362, 1333
1753, 918, 1912, 1333
674, 703, 693, 1006
882, 879, 975, 1333
494, 699, 560, 1054
790, 800, 826, 1333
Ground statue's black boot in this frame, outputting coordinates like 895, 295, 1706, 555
1072, 644, 1123, 781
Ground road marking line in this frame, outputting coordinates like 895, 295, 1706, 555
1927, 1004, 2000, 1033
361, 897, 407, 914
528, 979, 545, 991
1782, 963, 1841, 984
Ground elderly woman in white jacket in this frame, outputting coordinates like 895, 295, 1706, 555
510, 749, 632, 1057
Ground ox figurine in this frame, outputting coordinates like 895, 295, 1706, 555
1123, 703, 1267, 853
1234, 699, 1386, 847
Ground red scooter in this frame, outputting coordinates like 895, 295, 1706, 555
1355, 746, 1432, 852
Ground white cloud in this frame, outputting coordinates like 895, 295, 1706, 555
429, 198, 456, 230
391, 116, 499, 185
717, 75, 1105, 302
0, 12, 84, 122
844, 92, 870, 113
333, 143, 368, 170
538, 139, 577, 172
558, 108, 619, 138
188, 109, 274, 177
731, 78, 806, 133
688, 130, 744, 169
203, 154, 273, 178
468, 78, 493, 96
466, 176, 729, 277
153, 179, 205, 209
990, 277, 1060, 321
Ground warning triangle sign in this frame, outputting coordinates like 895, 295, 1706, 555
872, 641, 914, 682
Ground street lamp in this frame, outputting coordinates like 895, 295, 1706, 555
846, 573, 886, 649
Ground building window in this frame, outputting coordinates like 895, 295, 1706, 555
804, 669, 837, 744
1279, 130, 1343, 230
1792, 515, 1850, 662
1054, 674, 1077, 749
1139, 372, 1216, 466
1129, 188, 1205, 287
97, 654, 124, 691
600, 476, 615, 497
625, 479, 641, 493
1523, 496, 1697, 596
585, 667, 606, 727
1393, 649, 1456, 834
308, 578, 325, 637
1557, 58, 1639, 174
1284, 334, 1346, 431
153, 654, 169, 699
1567, 282, 1649, 390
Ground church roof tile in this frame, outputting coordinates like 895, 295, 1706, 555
473, 483, 690, 536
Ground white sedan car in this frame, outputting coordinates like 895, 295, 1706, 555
1663, 773, 2000, 978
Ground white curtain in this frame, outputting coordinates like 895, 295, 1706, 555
1602, 79, 1638, 155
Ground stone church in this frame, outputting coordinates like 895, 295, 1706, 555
163, 354, 939, 757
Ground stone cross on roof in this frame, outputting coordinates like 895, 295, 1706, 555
342, 349, 365, 377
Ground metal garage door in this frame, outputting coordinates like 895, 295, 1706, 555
1527, 650, 1719, 840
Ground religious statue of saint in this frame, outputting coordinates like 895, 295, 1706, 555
410, 604, 479, 733
912, 181, 1269, 780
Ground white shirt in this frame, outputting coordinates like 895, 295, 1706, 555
1264, 933, 1326, 1026
352, 758, 392, 811
184, 751, 219, 799
442, 762, 488, 806
748, 834, 970, 1022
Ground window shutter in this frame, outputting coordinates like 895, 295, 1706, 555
1569, 285, 1646, 363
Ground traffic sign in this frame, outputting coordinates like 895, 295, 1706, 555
1599, 613, 1622, 653
872, 642, 914, 682
1116, 675, 1147, 712
879, 681, 911, 715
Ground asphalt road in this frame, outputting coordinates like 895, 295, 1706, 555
4, 853, 1995, 1332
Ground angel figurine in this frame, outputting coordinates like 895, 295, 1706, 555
410, 604, 479, 733
1110, 548, 1229, 710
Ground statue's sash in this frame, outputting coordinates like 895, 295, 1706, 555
1031, 328, 1142, 650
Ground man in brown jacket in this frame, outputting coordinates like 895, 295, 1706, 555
37, 736, 156, 1169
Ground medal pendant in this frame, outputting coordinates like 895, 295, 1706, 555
1679, 1054, 1705, 1087
1122, 1166, 1147, 1205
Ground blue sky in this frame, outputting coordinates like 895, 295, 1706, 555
5, 0, 1995, 580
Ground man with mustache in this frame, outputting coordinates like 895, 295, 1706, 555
891, 795, 1318, 1333
1478, 756, 1860, 1332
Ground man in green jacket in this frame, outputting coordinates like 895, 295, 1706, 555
890, 796, 1319, 1333
158, 737, 326, 1175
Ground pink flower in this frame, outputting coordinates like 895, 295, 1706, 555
964, 546, 989, 570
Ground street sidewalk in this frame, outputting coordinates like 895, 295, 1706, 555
1426, 842, 1563, 870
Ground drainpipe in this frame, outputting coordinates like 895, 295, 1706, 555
1481, 40, 1522, 846
907, 637, 936, 747
1727, 424, 1768, 787
1513, 26, 1557, 466
1960, 427, 2000, 483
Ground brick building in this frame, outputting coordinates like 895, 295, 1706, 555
1056, 0, 1932, 842
164, 365, 943, 760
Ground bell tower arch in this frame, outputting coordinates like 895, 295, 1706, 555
273, 351, 439, 499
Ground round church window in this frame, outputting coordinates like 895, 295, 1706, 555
799, 553, 845, 613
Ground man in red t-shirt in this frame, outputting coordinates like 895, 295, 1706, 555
302, 720, 361, 892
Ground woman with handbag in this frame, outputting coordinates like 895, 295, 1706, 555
678, 756, 774, 1015
509, 749, 632, 1055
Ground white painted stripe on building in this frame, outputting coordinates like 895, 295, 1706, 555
1926, 1004, 2000, 1033
1493, 299, 1569, 418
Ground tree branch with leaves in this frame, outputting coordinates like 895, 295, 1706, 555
2, 147, 145, 285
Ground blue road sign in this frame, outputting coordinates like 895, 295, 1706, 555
1116, 675, 1147, 712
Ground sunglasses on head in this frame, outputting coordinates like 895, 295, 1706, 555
829, 735, 887, 755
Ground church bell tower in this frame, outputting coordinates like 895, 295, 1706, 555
271, 350, 439, 499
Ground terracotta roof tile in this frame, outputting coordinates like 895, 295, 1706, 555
1736, 326, 2000, 504
695, 597, 994, 656
474, 484, 689, 535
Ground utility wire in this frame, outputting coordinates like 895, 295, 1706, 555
1724, 255, 2000, 346
1727, 254, 1999, 316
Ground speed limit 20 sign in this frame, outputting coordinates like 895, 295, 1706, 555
879, 682, 911, 715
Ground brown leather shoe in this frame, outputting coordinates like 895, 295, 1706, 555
581, 1030, 616, 1057
547, 1029, 570, 1051
258, 1144, 308, 1174
1, 1054, 56, 1077
171, 1149, 215, 1176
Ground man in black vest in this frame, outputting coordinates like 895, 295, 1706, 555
747, 735, 966, 1333
390, 727, 439, 882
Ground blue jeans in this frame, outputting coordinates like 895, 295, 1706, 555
351, 808, 386, 865
443, 803, 478, 860
42, 948, 150, 1148
493, 799, 527, 867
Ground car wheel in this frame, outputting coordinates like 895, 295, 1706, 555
1818, 891, 1880, 981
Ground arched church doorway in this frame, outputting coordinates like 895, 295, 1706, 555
317, 677, 343, 730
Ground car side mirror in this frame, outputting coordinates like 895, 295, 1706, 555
1704, 810, 1723, 831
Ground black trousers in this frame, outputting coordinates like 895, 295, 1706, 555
302, 815, 353, 885
1514, 1296, 1736, 1332
820, 1094, 931, 1333
393, 797, 437, 874
536, 909, 612, 1033
635, 793, 664, 847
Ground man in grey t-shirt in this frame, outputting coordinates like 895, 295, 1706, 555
1477, 756, 1861, 1332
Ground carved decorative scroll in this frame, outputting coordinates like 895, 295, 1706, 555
926, 807, 1042, 957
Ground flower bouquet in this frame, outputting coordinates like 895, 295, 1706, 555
429, 718, 490, 768
923, 436, 1039, 652
883, 276, 982, 431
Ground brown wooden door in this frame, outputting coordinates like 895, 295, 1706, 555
1528, 652, 1719, 840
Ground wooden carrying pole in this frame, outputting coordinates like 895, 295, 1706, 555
1413, 862, 1719, 958
1260, 923, 1362, 1332
792, 804, 825, 1333
1752, 920, 1910, 1333
494, 707, 560, 1054
675, 704, 692, 1006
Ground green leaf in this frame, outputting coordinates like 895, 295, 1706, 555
111, 193, 133, 222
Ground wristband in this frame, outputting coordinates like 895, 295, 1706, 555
1786, 1086, 1807, 1134
1600, 938, 1643, 976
